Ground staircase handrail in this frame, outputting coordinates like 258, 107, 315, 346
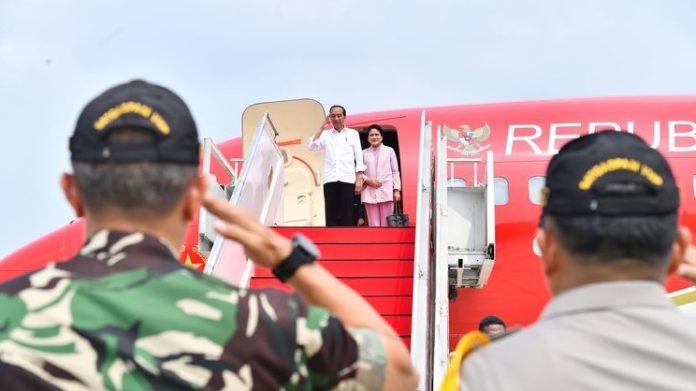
410, 111, 434, 391
446, 157, 485, 187
203, 113, 285, 287
198, 138, 239, 256
432, 128, 450, 390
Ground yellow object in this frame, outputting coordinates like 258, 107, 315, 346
439, 331, 490, 391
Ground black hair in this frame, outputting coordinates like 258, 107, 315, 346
478, 315, 506, 331
367, 124, 384, 137
541, 214, 678, 271
72, 128, 198, 219
329, 104, 346, 116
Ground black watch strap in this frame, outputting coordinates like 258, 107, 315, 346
272, 233, 318, 282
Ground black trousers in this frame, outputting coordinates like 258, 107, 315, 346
323, 181, 355, 226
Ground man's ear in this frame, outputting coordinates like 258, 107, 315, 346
61, 173, 85, 217
667, 226, 692, 275
536, 228, 559, 277
183, 174, 208, 222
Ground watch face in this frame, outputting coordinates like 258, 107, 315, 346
294, 233, 320, 259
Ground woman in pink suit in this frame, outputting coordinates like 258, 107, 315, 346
361, 124, 401, 227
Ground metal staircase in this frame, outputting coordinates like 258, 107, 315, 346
200, 110, 497, 391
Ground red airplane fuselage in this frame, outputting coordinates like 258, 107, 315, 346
2, 96, 695, 347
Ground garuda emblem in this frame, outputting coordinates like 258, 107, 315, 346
443, 123, 492, 155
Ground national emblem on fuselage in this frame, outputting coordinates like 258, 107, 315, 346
444, 123, 492, 155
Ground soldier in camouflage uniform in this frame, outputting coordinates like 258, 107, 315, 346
0, 80, 418, 390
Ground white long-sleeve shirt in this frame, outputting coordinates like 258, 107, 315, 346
308, 127, 366, 184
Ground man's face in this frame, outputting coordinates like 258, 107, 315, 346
483, 323, 505, 337
329, 107, 345, 130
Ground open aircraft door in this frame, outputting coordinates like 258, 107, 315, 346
243, 99, 327, 226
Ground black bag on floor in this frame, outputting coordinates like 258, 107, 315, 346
387, 202, 410, 227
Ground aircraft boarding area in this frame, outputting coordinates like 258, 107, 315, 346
198, 106, 497, 391
3, 95, 696, 390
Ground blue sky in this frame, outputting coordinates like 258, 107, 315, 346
1, 0, 696, 257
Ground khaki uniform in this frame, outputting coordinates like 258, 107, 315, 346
0, 230, 386, 390
460, 281, 696, 391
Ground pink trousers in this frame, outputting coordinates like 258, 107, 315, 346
365, 201, 394, 227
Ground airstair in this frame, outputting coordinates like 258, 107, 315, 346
201, 108, 496, 391
251, 227, 416, 347
408, 113, 496, 390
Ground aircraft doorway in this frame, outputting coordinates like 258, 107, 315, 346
357, 125, 404, 215
358, 126, 402, 167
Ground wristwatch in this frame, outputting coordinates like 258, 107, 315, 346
272, 233, 320, 282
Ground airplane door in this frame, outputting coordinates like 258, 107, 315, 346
242, 99, 326, 226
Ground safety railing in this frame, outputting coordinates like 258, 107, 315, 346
203, 113, 285, 287
432, 127, 451, 390
199, 138, 239, 256
410, 111, 434, 391
446, 157, 483, 187
444, 150, 496, 288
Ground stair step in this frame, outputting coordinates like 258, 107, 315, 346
249, 284, 412, 318
273, 227, 415, 244
254, 260, 414, 278
402, 337, 411, 350
252, 277, 413, 296
381, 315, 412, 335
365, 296, 413, 315
317, 243, 415, 260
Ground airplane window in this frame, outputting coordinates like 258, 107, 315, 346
528, 176, 546, 205
493, 177, 509, 205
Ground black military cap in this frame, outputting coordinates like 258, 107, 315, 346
541, 130, 679, 218
69, 79, 199, 165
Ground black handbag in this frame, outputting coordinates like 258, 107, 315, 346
386, 202, 410, 227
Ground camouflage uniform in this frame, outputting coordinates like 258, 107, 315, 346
0, 230, 386, 390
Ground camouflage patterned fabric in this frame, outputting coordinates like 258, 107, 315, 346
0, 230, 386, 390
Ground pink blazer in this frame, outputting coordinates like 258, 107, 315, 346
361, 145, 401, 204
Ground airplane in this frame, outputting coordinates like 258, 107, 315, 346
2, 96, 695, 390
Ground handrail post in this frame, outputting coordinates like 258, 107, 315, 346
411, 111, 433, 391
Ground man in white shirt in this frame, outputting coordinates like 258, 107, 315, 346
309, 104, 366, 226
